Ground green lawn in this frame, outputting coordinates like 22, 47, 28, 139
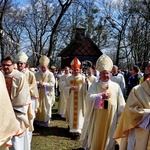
31, 99, 83, 150
31, 98, 119, 150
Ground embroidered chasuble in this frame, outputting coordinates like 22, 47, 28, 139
80, 80, 125, 150
35, 70, 55, 125
70, 78, 82, 129
22, 68, 39, 132
64, 74, 86, 134
113, 79, 150, 150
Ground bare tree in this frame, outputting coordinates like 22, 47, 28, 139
0, 0, 12, 59
47, 0, 72, 60
2, 6, 25, 57
127, 0, 150, 69
98, 0, 131, 67
19, 0, 55, 66
2, 0, 150, 70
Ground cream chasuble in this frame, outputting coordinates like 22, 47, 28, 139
113, 79, 150, 150
22, 68, 39, 141
23, 68, 39, 100
87, 75, 98, 83
80, 80, 125, 150
35, 70, 55, 122
58, 73, 71, 117
0, 71, 19, 150
4, 69, 31, 135
64, 74, 86, 134
22, 68, 39, 118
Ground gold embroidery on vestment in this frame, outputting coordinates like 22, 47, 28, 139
70, 79, 82, 129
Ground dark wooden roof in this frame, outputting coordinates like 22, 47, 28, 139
57, 37, 102, 57
57, 27, 103, 68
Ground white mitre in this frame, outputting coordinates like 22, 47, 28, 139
16, 50, 28, 63
39, 55, 50, 66
96, 54, 113, 72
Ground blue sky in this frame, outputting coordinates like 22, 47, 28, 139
15, 0, 28, 6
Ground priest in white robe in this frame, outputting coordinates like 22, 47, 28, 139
58, 66, 71, 118
16, 50, 39, 142
35, 55, 55, 127
80, 54, 125, 150
64, 57, 87, 139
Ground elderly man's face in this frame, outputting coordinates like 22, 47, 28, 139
41, 66, 48, 72
100, 70, 111, 82
17, 61, 26, 71
112, 66, 118, 75
73, 68, 80, 76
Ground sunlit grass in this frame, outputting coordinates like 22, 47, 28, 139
31, 97, 83, 150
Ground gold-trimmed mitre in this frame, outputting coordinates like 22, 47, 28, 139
96, 54, 113, 72
70, 57, 81, 69
39, 55, 50, 66
16, 50, 28, 63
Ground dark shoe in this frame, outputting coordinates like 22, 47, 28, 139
71, 132, 80, 140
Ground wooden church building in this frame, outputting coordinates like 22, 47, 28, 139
57, 26, 103, 69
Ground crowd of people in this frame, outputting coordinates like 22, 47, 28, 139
0, 51, 150, 150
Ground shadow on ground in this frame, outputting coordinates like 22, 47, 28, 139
33, 125, 70, 137
33, 114, 70, 138
33, 102, 119, 150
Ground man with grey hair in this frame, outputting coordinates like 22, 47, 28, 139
110, 65, 126, 97
80, 54, 125, 150
35, 55, 55, 127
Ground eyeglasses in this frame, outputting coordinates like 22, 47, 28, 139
2, 64, 13, 67
17, 62, 24, 65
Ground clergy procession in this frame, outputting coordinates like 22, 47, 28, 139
0, 51, 150, 150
